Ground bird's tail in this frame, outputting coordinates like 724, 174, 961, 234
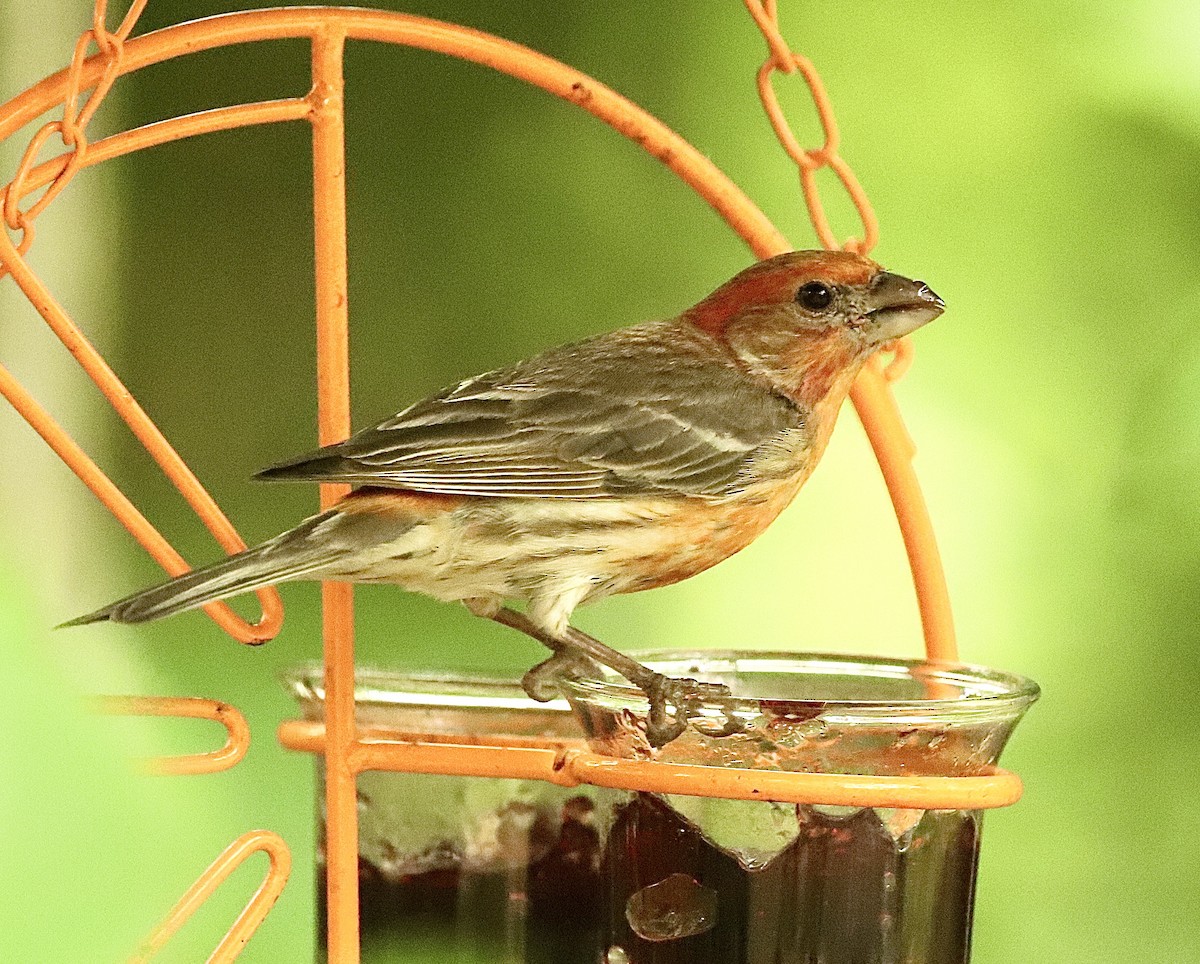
61, 509, 356, 627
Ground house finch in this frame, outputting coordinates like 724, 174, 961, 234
66, 250, 943, 744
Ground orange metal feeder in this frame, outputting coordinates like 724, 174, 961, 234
0, 2, 1033, 961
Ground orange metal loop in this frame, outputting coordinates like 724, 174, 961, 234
755, 57, 838, 170
93, 0, 147, 58
744, 1, 879, 255
798, 153, 879, 255
93, 696, 251, 775
2, 218, 33, 262
0, 0, 145, 280
742, 0, 794, 73
68, 29, 122, 134
130, 829, 292, 964
4, 120, 88, 229
882, 336, 916, 383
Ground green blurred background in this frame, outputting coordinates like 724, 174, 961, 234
1, 0, 1197, 960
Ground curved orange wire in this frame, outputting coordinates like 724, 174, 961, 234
0, 341, 282, 644
882, 337, 916, 383
93, 696, 250, 776
0, 100, 310, 207
129, 829, 292, 964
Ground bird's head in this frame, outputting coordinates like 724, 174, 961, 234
684, 249, 943, 409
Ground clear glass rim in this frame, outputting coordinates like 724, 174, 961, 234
282, 650, 1038, 715
560, 649, 1041, 716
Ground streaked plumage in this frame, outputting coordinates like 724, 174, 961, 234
65, 250, 943, 744
257, 320, 802, 499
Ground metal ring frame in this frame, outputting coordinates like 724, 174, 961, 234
0, 6, 1012, 961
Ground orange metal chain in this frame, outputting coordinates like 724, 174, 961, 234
742, 0, 879, 255
742, 0, 913, 382
1, 0, 146, 274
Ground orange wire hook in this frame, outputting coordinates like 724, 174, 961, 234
129, 829, 292, 964
92, 696, 251, 776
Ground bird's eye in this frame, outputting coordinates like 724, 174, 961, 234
796, 281, 834, 312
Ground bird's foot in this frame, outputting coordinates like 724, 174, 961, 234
489, 606, 746, 746
642, 673, 747, 748
521, 648, 603, 702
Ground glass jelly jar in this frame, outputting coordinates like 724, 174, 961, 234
285, 651, 1037, 964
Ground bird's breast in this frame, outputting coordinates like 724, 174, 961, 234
613, 473, 810, 593
332, 467, 815, 608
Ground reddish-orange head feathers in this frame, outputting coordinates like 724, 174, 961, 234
683, 250, 881, 337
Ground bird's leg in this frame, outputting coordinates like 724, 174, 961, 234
490, 607, 745, 746
556, 624, 748, 745
489, 607, 604, 701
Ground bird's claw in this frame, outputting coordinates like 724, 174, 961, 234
521, 649, 602, 702
642, 673, 747, 747
495, 609, 746, 744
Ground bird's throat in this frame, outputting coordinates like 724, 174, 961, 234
751, 328, 868, 417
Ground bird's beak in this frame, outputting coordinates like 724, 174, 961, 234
861, 272, 944, 342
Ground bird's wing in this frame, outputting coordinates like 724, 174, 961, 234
257, 322, 802, 499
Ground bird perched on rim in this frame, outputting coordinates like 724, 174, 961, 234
66, 249, 943, 745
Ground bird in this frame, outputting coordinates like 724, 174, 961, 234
64, 249, 943, 745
